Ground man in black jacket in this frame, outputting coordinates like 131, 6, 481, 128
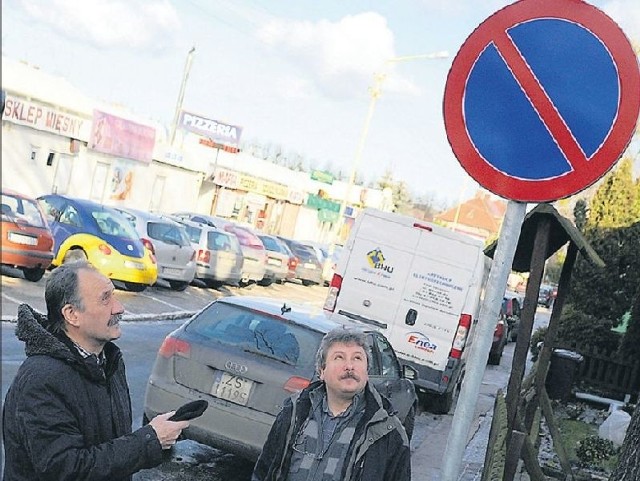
2, 261, 189, 481
252, 328, 411, 481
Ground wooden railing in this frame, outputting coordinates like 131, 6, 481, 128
557, 344, 640, 398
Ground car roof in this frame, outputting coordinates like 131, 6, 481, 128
216, 296, 365, 334
40, 194, 118, 212
116, 206, 180, 225
175, 217, 231, 233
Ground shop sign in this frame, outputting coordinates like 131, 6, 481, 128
2, 94, 91, 140
212, 168, 289, 200
307, 193, 340, 212
310, 169, 334, 184
89, 110, 156, 164
213, 168, 240, 188
180, 110, 242, 146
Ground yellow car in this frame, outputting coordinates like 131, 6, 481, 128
38, 194, 157, 291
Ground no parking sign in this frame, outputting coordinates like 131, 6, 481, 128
444, 0, 640, 202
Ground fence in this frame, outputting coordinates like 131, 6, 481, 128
558, 344, 640, 398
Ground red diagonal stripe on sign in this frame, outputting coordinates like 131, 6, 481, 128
493, 30, 588, 171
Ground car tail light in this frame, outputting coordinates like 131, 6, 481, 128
323, 274, 343, 312
141, 238, 155, 255
198, 249, 211, 263
98, 244, 112, 255
289, 257, 299, 269
450, 314, 472, 359
158, 336, 191, 359
284, 376, 311, 393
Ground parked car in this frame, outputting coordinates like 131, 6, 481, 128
488, 314, 508, 366
143, 296, 418, 461
276, 236, 323, 286
503, 293, 523, 342
1, 188, 54, 281
170, 211, 229, 229
114, 207, 196, 291
299, 240, 341, 286
176, 219, 244, 288
38, 194, 157, 291
538, 284, 557, 308
274, 238, 298, 282
222, 224, 267, 284
256, 234, 289, 286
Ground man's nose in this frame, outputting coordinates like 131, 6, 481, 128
113, 298, 125, 315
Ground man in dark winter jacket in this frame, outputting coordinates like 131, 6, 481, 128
252, 327, 411, 481
2, 261, 189, 481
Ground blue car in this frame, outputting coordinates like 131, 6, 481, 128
37, 194, 157, 291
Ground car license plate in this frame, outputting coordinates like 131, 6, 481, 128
124, 260, 145, 270
304, 263, 316, 269
211, 371, 253, 406
8, 232, 38, 246
267, 258, 281, 267
163, 267, 182, 276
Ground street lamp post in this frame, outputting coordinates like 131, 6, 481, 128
330, 51, 449, 247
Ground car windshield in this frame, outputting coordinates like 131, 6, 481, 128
1, 193, 47, 227
92, 210, 139, 238
185, 302, 321, 368
148, 221, 190, 246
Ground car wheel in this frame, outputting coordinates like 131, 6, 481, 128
169, 280, 189, 291
403, 404, 416, 442
22, 267, 45, 282
63, 249, 87, 263
258, 278, 274, 287
124, 282, 147, 292
488, 347, 503, 365
301, 279, 314, 287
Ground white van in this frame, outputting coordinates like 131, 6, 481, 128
324, 208, 489, 413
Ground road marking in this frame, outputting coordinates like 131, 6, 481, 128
138, 293, 185, 310
2, 292, 23, 305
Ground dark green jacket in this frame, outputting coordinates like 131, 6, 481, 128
2, 304, 163, 481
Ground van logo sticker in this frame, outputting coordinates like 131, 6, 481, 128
366, 248, 394, 273
407, 332, 438, 353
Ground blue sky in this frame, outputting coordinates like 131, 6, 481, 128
2, 0, 639, 207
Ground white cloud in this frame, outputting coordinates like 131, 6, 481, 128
18, 0, 181, 50
256, 12, 420, 99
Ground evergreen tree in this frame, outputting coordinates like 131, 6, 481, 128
587, 157, 638, 229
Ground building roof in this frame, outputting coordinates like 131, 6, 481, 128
435, 191, 507, 238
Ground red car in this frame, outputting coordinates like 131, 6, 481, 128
1, 189, 54, 281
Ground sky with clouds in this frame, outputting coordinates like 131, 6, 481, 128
2, 0, 639, 206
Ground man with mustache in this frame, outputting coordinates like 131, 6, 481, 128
2, 261, 189, 481
252, 328, 411, 481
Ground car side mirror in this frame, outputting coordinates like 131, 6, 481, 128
402, 364, 418, 381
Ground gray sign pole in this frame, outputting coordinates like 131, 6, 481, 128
441, 200, 527, 481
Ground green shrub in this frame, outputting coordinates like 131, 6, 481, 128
575, 435, 618, 465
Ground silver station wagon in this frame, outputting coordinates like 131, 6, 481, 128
143, 296, 418, 461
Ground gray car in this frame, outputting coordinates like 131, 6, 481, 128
143, 296, 418, 461
176, 219, 244, 288
115, 207, 196, 291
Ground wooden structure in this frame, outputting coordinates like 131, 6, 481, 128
483, 203, 604, 481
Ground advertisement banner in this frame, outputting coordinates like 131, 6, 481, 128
179, 110, 242, 146
109, 159, 136, 201
2, 94, 91, 140
89, 110, 156, 163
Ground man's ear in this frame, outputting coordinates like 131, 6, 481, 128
61, 304, 81, 328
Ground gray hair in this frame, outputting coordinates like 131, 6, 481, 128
45, 261, 95, 333
315, 327, 371, 375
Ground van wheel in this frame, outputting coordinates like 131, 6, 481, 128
430, 389, 454, 415
22, 267, 45, 282
403, 405, 416, 441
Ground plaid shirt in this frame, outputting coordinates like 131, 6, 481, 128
71, 340, 106, 369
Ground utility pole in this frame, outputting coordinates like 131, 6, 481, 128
169, 46, 196, 146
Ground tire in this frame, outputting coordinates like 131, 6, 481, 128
430, 389, 454, 415
169, 280, 189, 291
301, 279, 314, 287
63, 249, 87, 264
124, 282, 147, 292
258, 278, 274, 287
22, 267, 45, 282
403, 405, 416, 442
